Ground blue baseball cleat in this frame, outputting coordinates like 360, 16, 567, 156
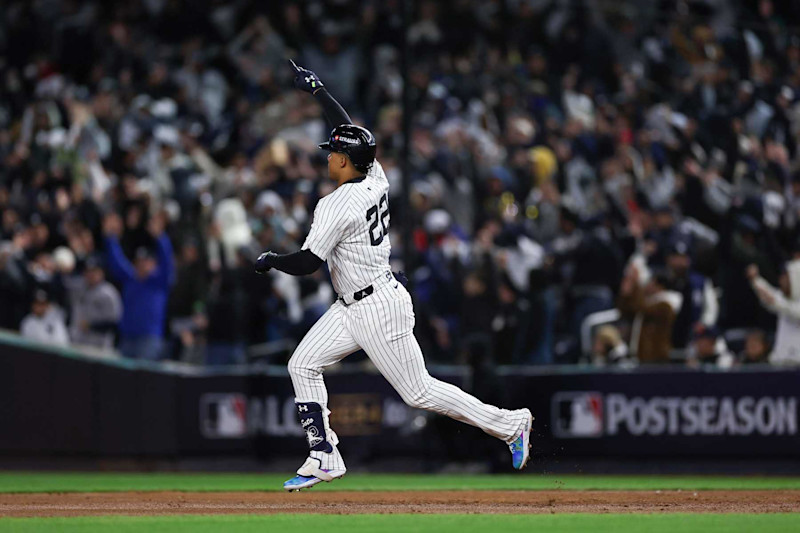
508, 409, 533, 470
283, 457, 346, 492
283, 473, 327, 491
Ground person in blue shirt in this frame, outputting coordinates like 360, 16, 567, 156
103, 211, 175, 360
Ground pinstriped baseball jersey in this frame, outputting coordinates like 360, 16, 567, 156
302, 159, 391, 296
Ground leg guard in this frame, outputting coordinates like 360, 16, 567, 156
296, 401, 333, 453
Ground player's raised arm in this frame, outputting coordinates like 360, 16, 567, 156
289, 59, 352, 128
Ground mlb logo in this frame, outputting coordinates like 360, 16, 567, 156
200, 393, 248, 439
551, 391, 603, 438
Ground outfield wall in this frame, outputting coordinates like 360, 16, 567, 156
1, 333, 799, 460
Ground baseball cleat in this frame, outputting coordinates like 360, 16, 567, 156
283, 455, 346, 491
508, 409, 533, 470
283, 470, 345, 491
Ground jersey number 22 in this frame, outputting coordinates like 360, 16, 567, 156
366, 194, 389, 246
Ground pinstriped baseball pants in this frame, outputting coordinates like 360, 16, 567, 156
288, 282, 526, 442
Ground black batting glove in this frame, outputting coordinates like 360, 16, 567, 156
289, 59, 324, 94
255, 251, 278, 274
393, 270, 409, 286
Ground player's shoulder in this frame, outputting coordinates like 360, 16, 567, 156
315, 187, 357, 220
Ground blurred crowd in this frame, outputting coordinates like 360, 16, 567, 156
2, 0, 800, 367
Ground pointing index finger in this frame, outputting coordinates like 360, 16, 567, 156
289, 59, 301, 72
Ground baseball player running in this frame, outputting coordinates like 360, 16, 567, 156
255, 60, 533, 491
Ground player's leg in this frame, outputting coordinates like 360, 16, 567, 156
288, 300, 359, 407
284, 301, 359, 490
346, 284, 532, 466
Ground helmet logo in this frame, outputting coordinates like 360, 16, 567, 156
334, 135, 360, 144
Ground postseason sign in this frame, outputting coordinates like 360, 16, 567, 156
605, 394, 796, 437
553, 392, 797, 438
506, 368, 800, 456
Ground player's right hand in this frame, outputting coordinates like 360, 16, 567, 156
289, 59, 324, 94
255, 251, 277, 274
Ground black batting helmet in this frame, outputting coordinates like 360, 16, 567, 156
318, 124, 376, 173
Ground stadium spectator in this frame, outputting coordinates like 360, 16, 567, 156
67, 255, 122, 350
491, 280, 524, 365
720, 215, 781, 330
0, 238, 34, 330
168, 239, 210, 362
1, 0, 800, 368
204, 246, 256, 366
687, 324, 735, 369
665, 239, 718, 350
584, 324, 632, 367
737, 329, 770, 365
103, 212, 175, 360
617, 264, 682, 364
458, 270, 497, 365
550, 208, 623, 360
748, 256, 800, 366
19, 289, 69, 347
169, 239, 209, 322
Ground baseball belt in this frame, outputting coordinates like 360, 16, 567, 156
338, 271, 396, 306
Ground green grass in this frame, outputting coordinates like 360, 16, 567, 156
1, 472, 800, 493
2, 514, 800, 533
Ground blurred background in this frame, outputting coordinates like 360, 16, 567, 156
1, 0, 800, 472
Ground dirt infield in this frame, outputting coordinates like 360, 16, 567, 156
1, 490, 799, 516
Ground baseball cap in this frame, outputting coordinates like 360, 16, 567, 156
32, 289, 50, 303
666, 238, 690, 256
694, 324, 719, 340
84, 254, 105, 271
135, 246, 155, 260
736, 214, 761, 234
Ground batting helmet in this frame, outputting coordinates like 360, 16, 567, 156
318, 124, 376, 173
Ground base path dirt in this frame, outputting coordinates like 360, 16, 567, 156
2, 490, 800, 517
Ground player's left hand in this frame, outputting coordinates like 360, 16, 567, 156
289, 59, 324, 94
255, 251, 278, 274
392, 270, 408, 286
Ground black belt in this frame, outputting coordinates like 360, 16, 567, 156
339, 285, 374, 306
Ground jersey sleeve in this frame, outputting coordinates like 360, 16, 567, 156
301, 194, 352, 261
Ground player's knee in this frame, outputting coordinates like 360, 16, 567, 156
402, 394, 425, 409
403, 380, 434, 409
287, 353, 314, 379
